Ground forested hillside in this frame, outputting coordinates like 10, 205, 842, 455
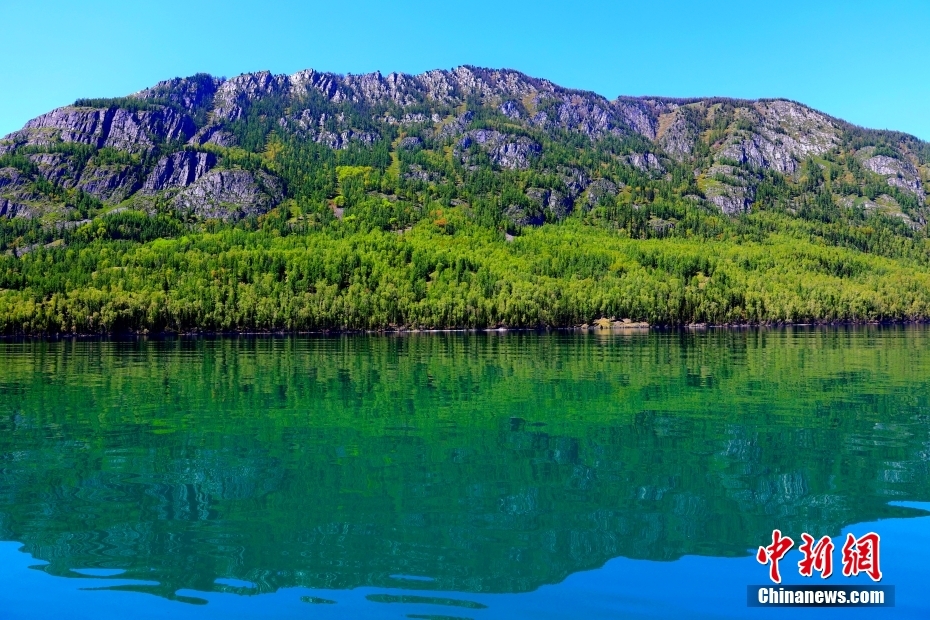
1, 66, 929, 333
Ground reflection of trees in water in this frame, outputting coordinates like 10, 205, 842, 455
0, 330, 928, 600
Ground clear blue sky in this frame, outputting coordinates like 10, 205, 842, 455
1, 0, 928, 140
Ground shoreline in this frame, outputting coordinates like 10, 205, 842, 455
1, 319, 928, 341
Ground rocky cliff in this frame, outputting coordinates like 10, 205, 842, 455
1, 66, 927, 228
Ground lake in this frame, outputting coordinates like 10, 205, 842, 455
1, 329, 928, 618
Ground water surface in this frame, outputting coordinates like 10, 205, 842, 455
1, 329, 928, 617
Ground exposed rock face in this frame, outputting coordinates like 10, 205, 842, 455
519, 166, 601, 223
719, 135, 797, 173
653, 99, 840, 172
418, 66, 551, 103
213, 71, 288, 122
863, 155, 924, 200
0, 168, 33, 217
627, 152, 663, 173
283, 110, 380, 149
188, 125, 236, 148
554, 96, 620, 138
717, 104, 839, 174
18, 107, 109, 148
78, 165, 142, 203
706, 185, 753, 215
172, 170, 282, 220
288, 69, 348, 103
0, 197, 31, 219
7, 106, 195, 152
657, 109, 700, 160
585, 178, 619, 207
0, 167, 26, 192
317, 129, 379, 150
458, 130, 541, 170
399, 136, 422, 149
754, 100, 839, 161
614, 99, 659, 140
2, 64, 928, 224
143, 152, 217, 192
439, 111, 474, 138
704, 165, 757, 215
342, 71, 422, 106
383, 112, 435, 126
527, 187, 573, 220
500, 100, 522, 120
558, 167, 590, 199
504, 203, 545, 227
864, 154, 906, 176
28, 154, 82, 188
404, 164, 439, 183
108, 108, 195, 150
134, 74, 222, 112
0, 168, 31, 218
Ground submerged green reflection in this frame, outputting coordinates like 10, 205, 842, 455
0, 329, 928, 601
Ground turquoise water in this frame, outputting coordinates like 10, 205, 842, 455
0, 329, 928, 618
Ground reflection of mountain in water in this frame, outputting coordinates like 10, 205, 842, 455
0, 330, 929, 600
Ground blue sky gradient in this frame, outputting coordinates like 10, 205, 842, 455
1, 0, 927, 139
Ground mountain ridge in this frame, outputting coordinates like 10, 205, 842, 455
2, 65, 926, 224
1, 65, 930, 333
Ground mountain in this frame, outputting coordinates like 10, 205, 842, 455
1, 66, 929, 333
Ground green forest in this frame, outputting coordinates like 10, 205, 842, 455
1, 69, 930, 334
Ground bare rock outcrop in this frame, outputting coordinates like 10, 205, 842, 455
342, 71, 422, 106
7, 105, 194, 152
0, 167, 26, 192
172, 169, 282, 220
78, 165, 142, 203
613, 99, 659, 140
504, 203, 545, 227
704, 165, 757, 215
134, 74, 222, 113
188, 125, 237, 148
438, 111, 475, 138
718, 135, 797, 173
288, 69, 349, 103
657, 108, 701, 160
0, 168, 34, 217
584, 178, 619, 207
2, 64, 927, 226
280, 110, 381, 149
212, 71, 288, 122
558, 167, 590, 199
28, 153, 83, 187
143, 152, 217, 192
754, 100, 839, 161
0, 197, 31, 218
555, 96, 619, 138
500, 100, 523, 120
527, 187, 573, 220
627, 152, 663, 173
399, 136, 422, 149
457, 130, 541, 170
863, 154, 924, 200
717, 103, 839, 174
404, 164, 439, 183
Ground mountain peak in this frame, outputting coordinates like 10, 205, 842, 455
1, 65, 927, 226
